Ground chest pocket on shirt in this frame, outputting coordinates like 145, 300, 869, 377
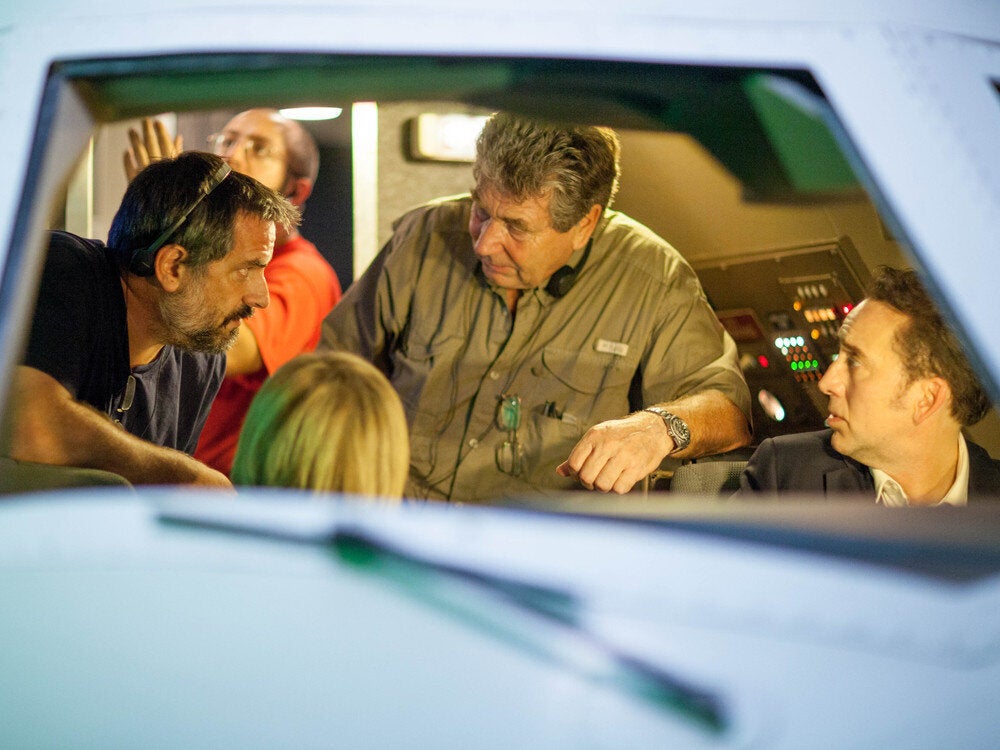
524, 346, 640, 474
392, 333, 466, 420
392, 332, 469, 485
539, 346, 638, 395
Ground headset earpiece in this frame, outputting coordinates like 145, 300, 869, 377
545, 238, 593, 298
545, 266, 577, 298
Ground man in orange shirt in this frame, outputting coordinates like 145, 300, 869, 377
125, 109, 342, 475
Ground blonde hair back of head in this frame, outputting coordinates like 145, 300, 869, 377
232, 351, 410, 499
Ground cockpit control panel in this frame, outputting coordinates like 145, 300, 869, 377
693, 239, 869, 443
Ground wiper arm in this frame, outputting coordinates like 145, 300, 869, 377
156, 498, 727, 733
332, 527, 728, 734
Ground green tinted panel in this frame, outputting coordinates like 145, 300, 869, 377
68, 55, 515, 119
744, 73, 860, 194
58, 54, 863, 202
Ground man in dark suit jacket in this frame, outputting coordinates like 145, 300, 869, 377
738, 429, 1000, 500
736, 267, 1000, 505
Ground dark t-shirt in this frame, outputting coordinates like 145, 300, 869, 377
23, 231, 225, 454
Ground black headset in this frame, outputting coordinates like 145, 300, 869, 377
128, 162, 232, 276
545, 237, 593, 298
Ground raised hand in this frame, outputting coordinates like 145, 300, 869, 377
123, 117, 183, 182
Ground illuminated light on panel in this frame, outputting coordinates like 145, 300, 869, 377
758, 389, 786, 422
792, 359, 820, 371
757, 354, 770, 368
802, 306, 839, 324
793, 300, 803, 311
811, 328, 821, 340
841, 302, 855, 316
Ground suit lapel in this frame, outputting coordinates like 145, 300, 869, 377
968, 442, 1000, 499
823, 463, 874, 493
817, 431, 874, 494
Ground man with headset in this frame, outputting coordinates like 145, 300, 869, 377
320, 112, 751, 501
7, 152, 299, 487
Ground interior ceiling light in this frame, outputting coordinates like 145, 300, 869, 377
279, 107, 343, 121
407, 113, 489, 162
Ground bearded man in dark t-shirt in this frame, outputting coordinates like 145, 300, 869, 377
9, 152, 299, 487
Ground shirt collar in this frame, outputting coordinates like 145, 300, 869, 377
870, 434, 969, 507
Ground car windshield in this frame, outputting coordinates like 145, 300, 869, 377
2, 12, 1000, 746
1, 52, 997, 508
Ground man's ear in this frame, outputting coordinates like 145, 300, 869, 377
153, 243, 189, 292
912, 376, 952, 425
570, 204, 603, 250
283, 176, 313, 207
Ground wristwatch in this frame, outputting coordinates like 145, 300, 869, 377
643, 407, 691, 454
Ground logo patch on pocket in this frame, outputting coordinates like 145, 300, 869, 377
595, 339, 629, 357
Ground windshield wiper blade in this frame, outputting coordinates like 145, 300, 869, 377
156, 499, 728, 733
332, 527, 728, 734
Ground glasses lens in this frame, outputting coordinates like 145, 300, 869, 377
496, 395, 522, 431
207, 133, 229, 155
495, 440, 525, 476
208, 133, 281, 162
248, 141, 276, 160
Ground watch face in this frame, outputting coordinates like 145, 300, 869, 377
669, 416, 691, 448
645, 407, 690, 451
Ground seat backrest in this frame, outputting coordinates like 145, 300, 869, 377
669, 460, 747, 495
0, 456, 133, 494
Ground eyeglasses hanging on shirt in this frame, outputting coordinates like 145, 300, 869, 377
495, 394, 525, 476
114, 375, 137, 427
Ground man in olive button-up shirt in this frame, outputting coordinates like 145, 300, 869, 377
320, 113, 751, 502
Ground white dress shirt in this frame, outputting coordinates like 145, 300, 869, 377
871, 434, 969, 507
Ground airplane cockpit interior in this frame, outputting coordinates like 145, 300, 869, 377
12, 52, 1000, 498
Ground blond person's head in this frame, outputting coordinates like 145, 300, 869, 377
231, 352, 409, 498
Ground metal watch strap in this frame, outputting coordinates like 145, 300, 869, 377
642, 407, 691, 454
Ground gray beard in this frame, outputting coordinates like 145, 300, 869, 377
157, 290, 253, 354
